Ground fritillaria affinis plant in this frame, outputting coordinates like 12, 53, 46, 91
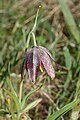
21, 46, 56, 83
21, 6, 59, 83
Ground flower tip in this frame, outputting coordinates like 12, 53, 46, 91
31, 77, 36, 84
51, 74, 55, 80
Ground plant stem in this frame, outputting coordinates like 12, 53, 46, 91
26, 6, 41, 48
31, 32, 37, 46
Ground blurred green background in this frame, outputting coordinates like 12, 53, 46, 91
0, 0, 80, 120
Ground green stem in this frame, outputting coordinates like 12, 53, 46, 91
32, 6, 40, 32
26, 33, 30, 49
26, 6, 41, 48
31, 32, 37, 46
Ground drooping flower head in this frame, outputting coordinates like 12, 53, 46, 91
21, 46, 56, 83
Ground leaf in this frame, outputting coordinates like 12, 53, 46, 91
21, 84, 42, 109
4, 89, 21, 113
23, 99, 42, 112
46, 99, 80, 120
64, 47, 72, 69
7, 77, 17, 97
58, 0, 80, 44
64, 70, 72, 91
9, 102, 16, 120
7, 63, 17, 97
19, 80, 23, 104
75, 79, 80, 99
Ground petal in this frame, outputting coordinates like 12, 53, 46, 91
27, 47, 40, 82
38, 46, 55, 62
39, 46, 60, 71
33, 47, 40, 82
38, 47, 55, 79
26, 49, 33, 82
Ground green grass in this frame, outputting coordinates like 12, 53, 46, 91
0, 0, 80, 120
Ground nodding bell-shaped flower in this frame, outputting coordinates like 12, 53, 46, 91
21, 46, 56, 83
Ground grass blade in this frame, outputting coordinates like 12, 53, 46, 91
4, 89, 21, 113
21, 84, 42, 109
64, 47, 72, 69
23, 99, 42, 112
9, 102, 16, 120
7, 78, 17, 97
19, 80, 23, 104
46, 99, 80, 120
58, 0, 80, 44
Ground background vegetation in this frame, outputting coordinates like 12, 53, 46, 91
0, 0, 80, 120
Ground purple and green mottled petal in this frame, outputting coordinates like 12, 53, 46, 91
38, 46, 55, 62
33, 47, 40, 82
27, 47, 40, 82
26, 49, 34, 82
38, 47, 55, 79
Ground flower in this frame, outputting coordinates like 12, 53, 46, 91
21, 46, 55, 83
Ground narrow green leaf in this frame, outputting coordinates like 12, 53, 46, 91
64, 70, 72, 91
9, 103, 16, 120
58, 0, 80, 44
7, 63, 17, 97
7, 78, 17, 97
75, 79, 80, 99
23, 99, 42, 112
4, 89, 21, 113
19, 80, 23, 104
21, 84, 42, 109
46, 99, 80, 120
64, 47, 72, 69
